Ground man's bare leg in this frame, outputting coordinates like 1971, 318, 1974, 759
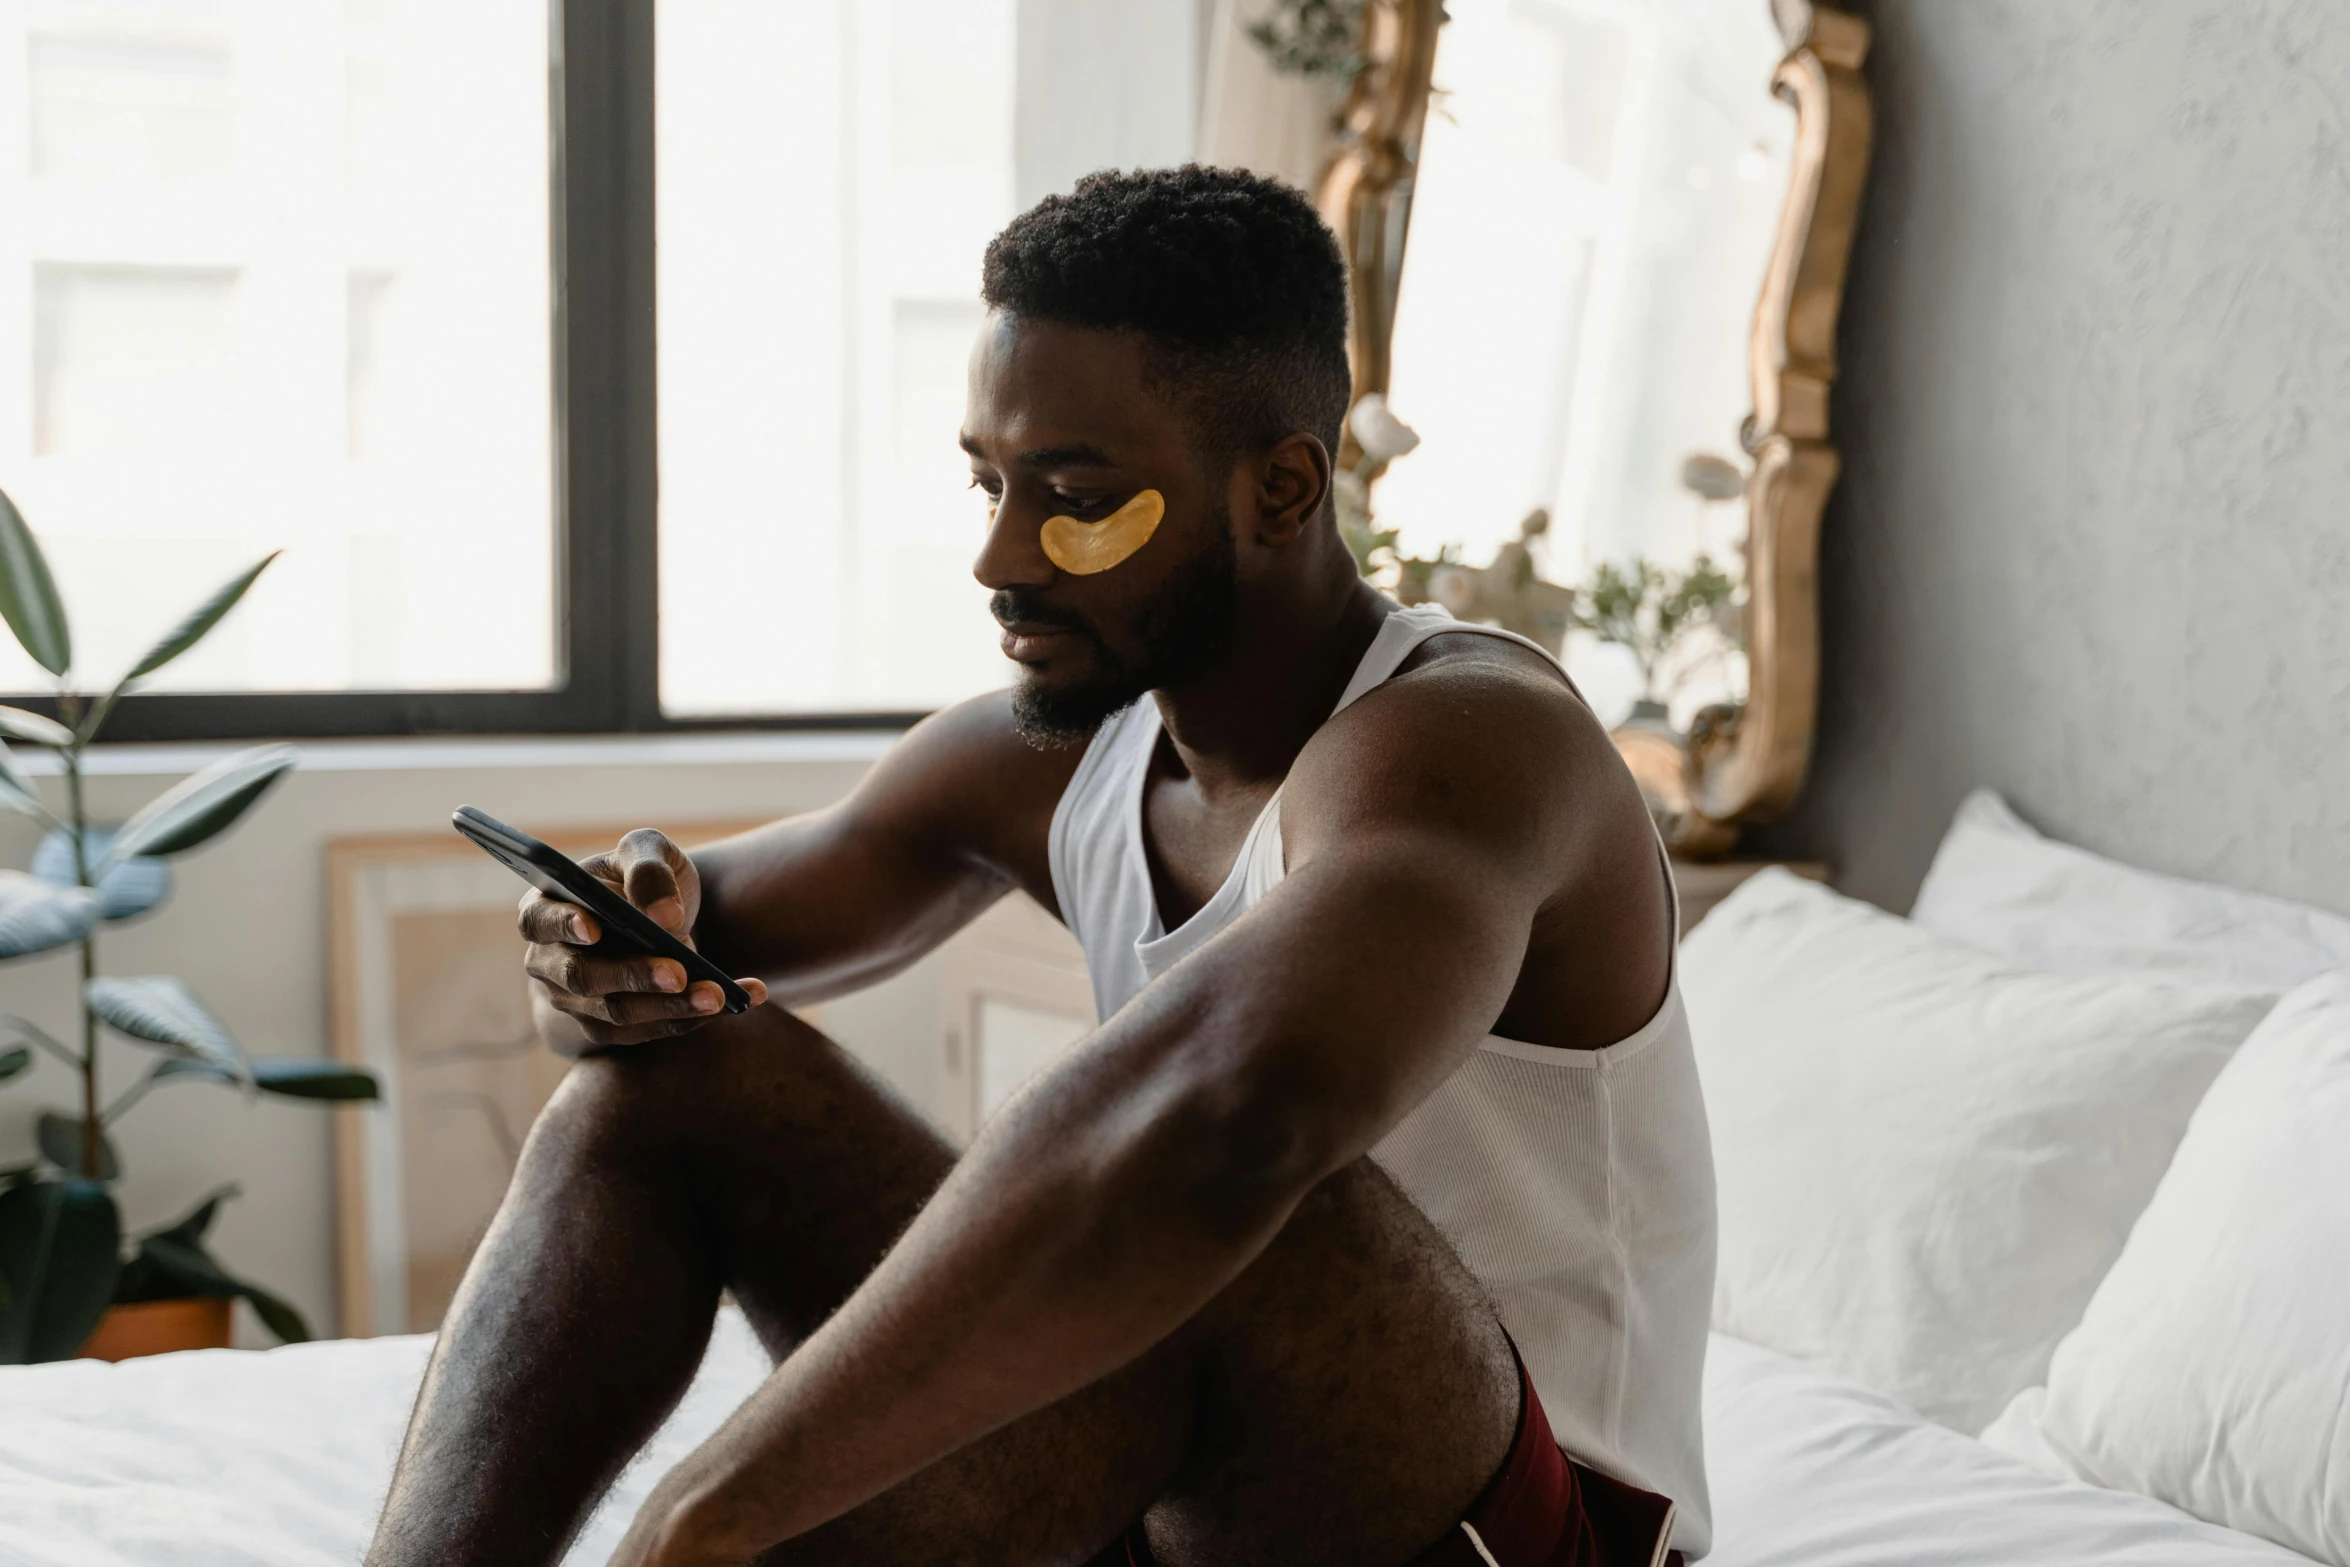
368, 1007, 1519, 1567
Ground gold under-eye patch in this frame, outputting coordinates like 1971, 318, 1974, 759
1040, 489, 1165, 576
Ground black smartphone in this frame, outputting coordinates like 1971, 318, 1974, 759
450, 805, 753, 1014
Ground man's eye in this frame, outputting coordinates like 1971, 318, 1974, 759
1050, 491, 1110, 514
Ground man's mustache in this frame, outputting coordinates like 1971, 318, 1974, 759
991, 589, 1094, 637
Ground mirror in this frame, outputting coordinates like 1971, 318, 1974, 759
1320, 0, 1872, 853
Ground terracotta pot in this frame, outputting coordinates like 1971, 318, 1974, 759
78, 1296, 234, 1361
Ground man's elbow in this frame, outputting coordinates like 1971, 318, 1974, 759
1138, 1052, 1362, 1245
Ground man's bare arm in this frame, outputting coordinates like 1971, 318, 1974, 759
609, 666, 1616, 1564
690, 691, 1077, 999
521, 690, 1078, 1051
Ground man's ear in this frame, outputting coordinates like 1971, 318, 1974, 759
1251, 432, 1332, 547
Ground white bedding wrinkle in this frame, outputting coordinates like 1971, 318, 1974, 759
0, 1310, 773, 1567
1681, 869, 2276, 1434
1913, 789, 2350, 988
1703, 1334, 2318, 1567
0, 1321, 2320, 1566
2021, 971, 2350, 1567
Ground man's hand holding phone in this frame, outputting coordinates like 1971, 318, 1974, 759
518, 828, 770, 1055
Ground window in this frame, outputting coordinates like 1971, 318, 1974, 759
653, 0, 1018, 717
0, 0, 1196, 738
0, 0, 558, 727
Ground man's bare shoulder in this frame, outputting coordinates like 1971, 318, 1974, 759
889, 688, 1088, 792
1279, 629, 1669, 1046
854, 689, 1087, 889
1281, 631, 1654, 893
1295, 631, 1629, 808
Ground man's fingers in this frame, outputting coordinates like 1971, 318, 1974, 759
544, 984, 722, 1026
599, 987, 727, 1026
615, 829, 689, 932
517, 891, 600, 946
523, 944, 687, 998
537, 978, 715, 1028
572, 1017, 703, 1052
534, 974, 754, 1053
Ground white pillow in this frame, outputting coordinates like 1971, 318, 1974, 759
1913, 788, 2350, 989
1681, 869, 2276, 1433
2015, 971, 2350, 1566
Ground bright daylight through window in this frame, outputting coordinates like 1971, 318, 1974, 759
656, 0, 1018, 716
0, 0, 555, 695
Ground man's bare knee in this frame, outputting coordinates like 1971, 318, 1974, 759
1149, 1159, 1519, 1564
1204, 1160, 1502, 1344
531, 1007, 841, 1161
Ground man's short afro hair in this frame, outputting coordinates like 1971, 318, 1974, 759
981, 165, 1354, 473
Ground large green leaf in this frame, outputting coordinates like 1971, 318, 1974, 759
84, 976, 250, 1088
0, 1044, 27, 1084
0, 1178, 121, 1362
125, 552, 280, 683
147, 1184, 233, 1248
116, 1230, 309, 1344
0, 707, 72, 747
112, 1184, 232, 1303
0, 489, 70, 679
0, 871, 98, 961
101, 744, 296, 867
32, 828, 170, 922
150, 1055, 380, 1102
252, 1058, 379, 1100
0, 739, 59, 825
35, 1111, 120, 1180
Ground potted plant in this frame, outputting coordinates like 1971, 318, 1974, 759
1566, 554, 1740, 723
0, 489, 379, 1363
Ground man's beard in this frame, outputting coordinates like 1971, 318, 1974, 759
1001, 512, 1240, 748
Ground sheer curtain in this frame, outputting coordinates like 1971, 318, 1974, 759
1016, 0, 1203, 207
657, 0, 1201, 718
1197, 0, 1346, 194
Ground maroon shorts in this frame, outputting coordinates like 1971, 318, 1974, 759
1108, 1354, 1680, 1567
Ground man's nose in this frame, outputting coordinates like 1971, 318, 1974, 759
972, 498, 1055, 592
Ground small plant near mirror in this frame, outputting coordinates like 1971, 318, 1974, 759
0, 488, 379, 1363
1245, 0, 1367, 82
1568, 555, 1740, 720
1338, 404, 1746, 725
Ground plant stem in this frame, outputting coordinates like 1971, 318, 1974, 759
1, 1014, 78, 1067
100, 1066, 158, 1127
60, 716, 99, 1180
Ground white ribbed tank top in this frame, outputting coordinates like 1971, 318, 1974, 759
1047, 603, 1715, 1555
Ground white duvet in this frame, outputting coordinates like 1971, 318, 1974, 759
1700, 1336, 2313, 1567
0, 1322, 2316, 1566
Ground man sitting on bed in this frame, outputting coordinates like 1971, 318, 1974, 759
367, 167, 1715, 1567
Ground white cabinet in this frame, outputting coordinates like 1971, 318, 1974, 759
932, 893, 1095, 1142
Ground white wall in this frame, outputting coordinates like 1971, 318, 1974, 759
1750, 1, 2350, 918
1014, 0, 1201, 207
0, 733, 976, 1345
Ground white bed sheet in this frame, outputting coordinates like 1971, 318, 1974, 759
1701, 1334, 2316, 1567
0, 1323, 2319, 1565
0, 1312, 772, 1567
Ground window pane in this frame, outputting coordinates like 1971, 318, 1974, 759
657, 0, 1018, 716
0, 0, 555, 694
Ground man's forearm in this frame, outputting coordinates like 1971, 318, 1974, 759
626, 999, 1323, 1558
689, 819, 1010, 1009
619, 845, 1525, 1563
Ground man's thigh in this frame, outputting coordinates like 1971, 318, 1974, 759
752, 1157, 1519, 1567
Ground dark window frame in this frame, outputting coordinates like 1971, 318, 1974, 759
9, 0, 925, 743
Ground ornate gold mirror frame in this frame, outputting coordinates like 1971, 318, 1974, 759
1317, 0, 1873, 854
